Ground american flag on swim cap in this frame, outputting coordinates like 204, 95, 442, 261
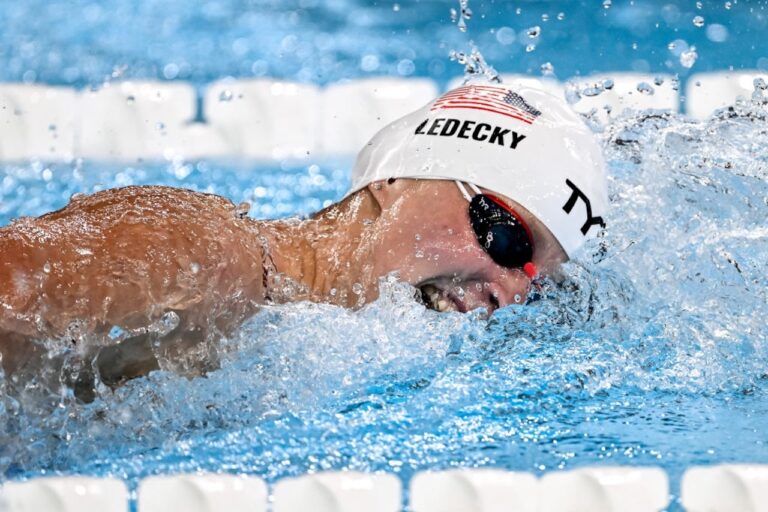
431, 85, 542, 124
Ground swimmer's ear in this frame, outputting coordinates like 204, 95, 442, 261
367, 178, 410, 210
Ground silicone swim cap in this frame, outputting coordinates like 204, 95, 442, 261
349, 82, 609, 258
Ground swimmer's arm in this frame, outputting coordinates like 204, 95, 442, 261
0, 186, 268, 383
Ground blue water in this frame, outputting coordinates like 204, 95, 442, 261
1, 0, 767, 88
1, 1, 768, 511
2, 101, 768, 510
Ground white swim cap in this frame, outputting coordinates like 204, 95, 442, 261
349, 82, 609, 258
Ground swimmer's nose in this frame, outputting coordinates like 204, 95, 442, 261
486, 272, 531, 310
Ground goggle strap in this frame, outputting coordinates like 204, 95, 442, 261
455, 181, 484, 202
455, 181, 473, 202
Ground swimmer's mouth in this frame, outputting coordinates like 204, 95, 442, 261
419, 284, 465, 313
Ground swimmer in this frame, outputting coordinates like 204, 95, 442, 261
0, 84, 607, 394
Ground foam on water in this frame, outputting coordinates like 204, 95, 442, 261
0, 94, 767, 510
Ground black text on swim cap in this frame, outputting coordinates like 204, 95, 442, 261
414, 118, 527, 149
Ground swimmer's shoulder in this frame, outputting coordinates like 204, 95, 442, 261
39, 185, 238, 222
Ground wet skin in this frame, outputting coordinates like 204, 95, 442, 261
0, 186, 267, 391
0, 180, 566, 393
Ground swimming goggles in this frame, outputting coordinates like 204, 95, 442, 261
456, 181, 538, 279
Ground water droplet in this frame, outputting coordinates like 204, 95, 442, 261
541, 13, 549, 22
632, 42, 638, 50
48, 124, 56, 131
397, 59, 415, 76
495, 26, 516, 45
540, 62, 554, 75
753, 78, 768, 102
450, 7, 458, 23
162, 63, 179, 80
111, 65, 127, 79
680, 46, 698, 68
696, 1, 703, 8
329, 288, 337, 296
603, 78, 615, 90
636, 82, 655, 95
65, 320, 85, 342
654, 76, 665, 86
108, 325, 125, 340
514, 294, 522, 303
668, 42, 676, 50
557, 12, 565, 20
602, 0, 612, 8
525, 44, 536, 53
42, 262, 51, 273
190, 262, 200, 274
219, 89, 233, 102
565, 83, 582, 104
415, 234, 421, 241
526, 25, 541, 38
154, 311, 180, 335
235, 201, 251, 218
706, 23, 729, 43
582, 83, 604, 97
392, 3, 400, 11
693, 15, 705, 27
126, 95, 135, 104
352, 283, 363, 295
156, 122, 165, 131
415, 250, 425, 258
670, 75, 680, 91
724, 1, 732, 9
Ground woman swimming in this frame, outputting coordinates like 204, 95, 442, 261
0, 84, 608, 394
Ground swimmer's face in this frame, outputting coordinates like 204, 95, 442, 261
369, 179, 567, 315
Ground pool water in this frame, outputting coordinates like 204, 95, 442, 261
1, 97, 767, 510
1, 1, 768, 511
1, 0, 767, 88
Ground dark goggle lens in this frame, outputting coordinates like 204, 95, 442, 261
469, 194, 533, 269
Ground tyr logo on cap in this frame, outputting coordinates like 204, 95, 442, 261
562, 179, 606, 235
